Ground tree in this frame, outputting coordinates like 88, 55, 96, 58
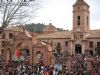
0, 0, 41, 34
25, 23, 45, 33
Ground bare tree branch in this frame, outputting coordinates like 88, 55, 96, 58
0, 0, 41, 33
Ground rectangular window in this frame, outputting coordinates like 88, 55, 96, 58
97, 42, 100, 48
89, 41, 93, 48
57, 42, 61, 46
77, 16, 80, 25
65, 41, 68, 47
9, 33, 13, 39
74, 35, 77, 39
2, 41, 5, 46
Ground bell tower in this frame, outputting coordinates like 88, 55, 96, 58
73, 0, 90, 33
71, 0, 90, 54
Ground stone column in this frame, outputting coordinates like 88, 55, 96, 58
69, 40, 73, 55
82, 40, 87, 54
82, 41, 85, 54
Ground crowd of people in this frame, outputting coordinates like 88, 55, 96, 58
68, 54, 100, 75
0, 54, 100, 75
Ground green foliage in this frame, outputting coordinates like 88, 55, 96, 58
25, 23, 45, 33
25, 23, 65, 33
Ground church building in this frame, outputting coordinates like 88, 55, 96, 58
37, 0, 100, 56
0, 0, 99, 65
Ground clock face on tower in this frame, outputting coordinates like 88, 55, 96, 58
77, 28, 80, 32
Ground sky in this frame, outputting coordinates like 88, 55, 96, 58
33, 0, 100, 30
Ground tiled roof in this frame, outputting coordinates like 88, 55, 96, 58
37, 31, 71, 39
37, 29, 100, 39
5, 26, 24, 32
73, 0, 89, 7
86, 30, 100, 38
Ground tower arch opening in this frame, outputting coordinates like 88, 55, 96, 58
75, 44, 82, 54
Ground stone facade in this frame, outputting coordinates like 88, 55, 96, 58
37, 0, 100, 57
0, 26, 34, 63
33, 42, 54, 66
0, 0, 100, 65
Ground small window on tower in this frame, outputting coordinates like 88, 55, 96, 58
77, 16, 80, 25
87, 16, 88, 26
78, 7, 80, 10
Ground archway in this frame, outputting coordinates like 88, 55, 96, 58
36, 51, 43, 65
16, 42, 22, 49
75, 44, 82, 54
20, 48, 30, 61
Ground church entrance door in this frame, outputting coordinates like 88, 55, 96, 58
75, 44, 82, 54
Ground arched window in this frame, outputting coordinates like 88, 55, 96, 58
87, 16, 88, 26
77, 16, 80, 25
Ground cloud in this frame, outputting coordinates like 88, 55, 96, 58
87, 0, 100, 29
33, 0, 100, 30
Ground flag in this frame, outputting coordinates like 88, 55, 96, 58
16, 50, 21, 59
